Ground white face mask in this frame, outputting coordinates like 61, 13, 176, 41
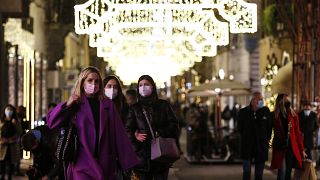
139, 85, 152, 97
304, 110, 311, 116
84, 84, 95, 95
5, 109, 13, 118
105, 88, 118, 100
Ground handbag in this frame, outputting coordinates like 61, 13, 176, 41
55, 115, 79, 163
142, 109, 180, 163
293, 159, 317, 180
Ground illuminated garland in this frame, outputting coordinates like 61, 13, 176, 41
261, 61, 279, 111
74, 0, 257, 57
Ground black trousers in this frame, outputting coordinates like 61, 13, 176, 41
0, 146, 13, 180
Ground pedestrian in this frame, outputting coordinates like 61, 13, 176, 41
21, 125, 63, 180
13, 105, 25, 176
125, 89, 137, 106
0, 104, 22, 180
125, 75, 179, 180
238, 92, 272, 180
270, 94, 306, 180
298, 100, 318, 159
46, 66, 139, 180
103, 75, 129, 124
103, 75, 131, 180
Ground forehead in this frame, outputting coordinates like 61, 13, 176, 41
106, 79, 117, 85
86, 72, 99, 79
253, 93, 262, 100
139, 79, 151, 85
6, 106, 13, 110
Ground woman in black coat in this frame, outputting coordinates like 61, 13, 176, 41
125, 75, 179, 180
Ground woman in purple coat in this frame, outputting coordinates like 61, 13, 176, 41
47, 67, 138, 180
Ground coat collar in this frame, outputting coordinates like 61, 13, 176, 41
79, 97, 112, 146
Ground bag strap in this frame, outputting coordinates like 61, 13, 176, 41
142, 108, 155, 139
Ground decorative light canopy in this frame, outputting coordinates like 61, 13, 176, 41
74, 0, 257, 84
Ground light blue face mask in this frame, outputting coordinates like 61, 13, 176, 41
257, 100, 264, 108
304, 110, 311, 116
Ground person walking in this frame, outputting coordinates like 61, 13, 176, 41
298, 100, 318, 160
125, 75, 179, 180
271, 94, 306, 180
21, 125, 63, 180
103, 75, 132, 180
46, 66, 139, 180
0, 105, 22, 180
238, 92, 272, 180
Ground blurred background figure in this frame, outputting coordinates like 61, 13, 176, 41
21, 125, 63, 180
0, 105, 22, 180
231, 103, 241, 130
14, 105, 26, 176
185, 98, 211, 160
298, 100, 318, 160
125, 89, 137, 106
40, 103, 57, 125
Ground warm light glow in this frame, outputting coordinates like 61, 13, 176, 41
74, 0, 257, 84
74, 0, 257, 56
218, 68, 225, 79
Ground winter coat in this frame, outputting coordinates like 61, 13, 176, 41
125, 99, 179, 173
28, 125, 63, 179
0, 119, 22, 163
298, 110, 318, 149
238, 106, 272, 162
47, 97, 139, 180
271, 111, 304, 169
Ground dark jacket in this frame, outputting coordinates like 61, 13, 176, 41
238, 105, 272, 162
125, 99, 179, 173
298, 110, 318, 149
28, 125, 63, 179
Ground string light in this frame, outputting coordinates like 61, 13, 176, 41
74, 0, 257, 84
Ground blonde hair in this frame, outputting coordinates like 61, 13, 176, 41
274, 94, 296, 119
73, 66, 105, 100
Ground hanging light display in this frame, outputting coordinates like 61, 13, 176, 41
74, 0, 257, 84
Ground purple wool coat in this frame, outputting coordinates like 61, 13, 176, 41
47, 97, 139, 180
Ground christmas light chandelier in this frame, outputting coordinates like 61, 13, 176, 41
74, 0, 257, 84
74, 0, 257, 57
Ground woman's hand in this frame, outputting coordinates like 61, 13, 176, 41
302, 151, 308, 160
135, 131, 147, 142
66, 93, 80, 107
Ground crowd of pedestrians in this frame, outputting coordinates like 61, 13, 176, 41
2, 66, 320, 180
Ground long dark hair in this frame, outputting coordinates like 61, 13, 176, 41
103, 75, 128, 113
274, 93, 296, 119
137, 75, 158, 103
1, 104, 17, 123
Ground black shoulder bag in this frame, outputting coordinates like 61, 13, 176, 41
55, 115, 79, 163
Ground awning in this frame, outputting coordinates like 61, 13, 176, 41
271, 61, 292, 94
187, 79, 251, 97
